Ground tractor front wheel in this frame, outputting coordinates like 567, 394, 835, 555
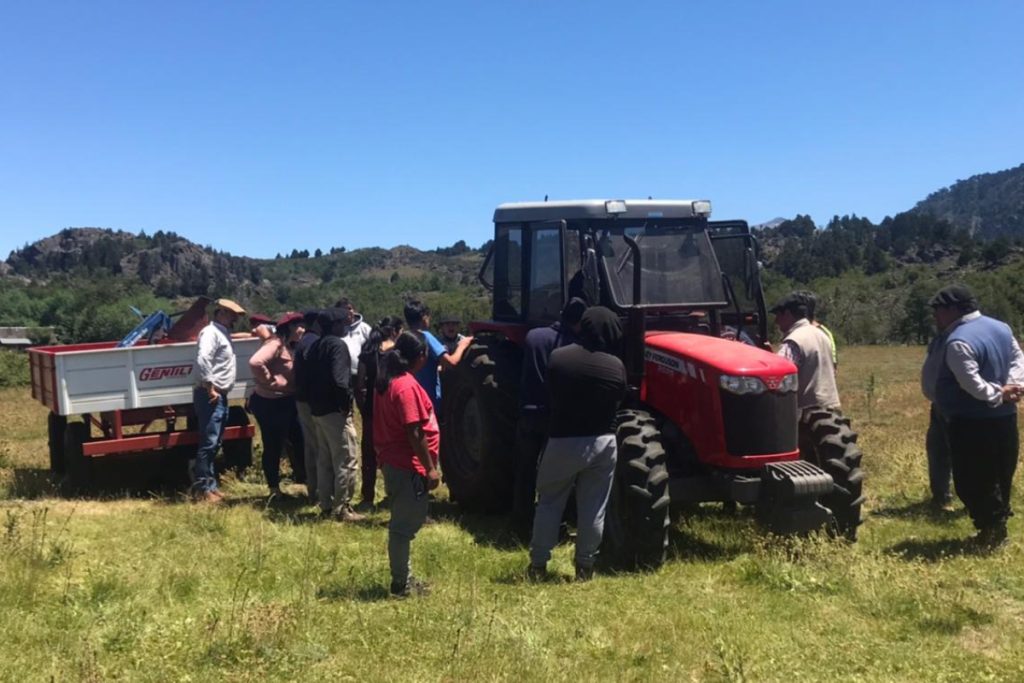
600, 409, 671, 570
800, 408, 864, 541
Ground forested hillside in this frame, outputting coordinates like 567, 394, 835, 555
911, 163, 1024, 239
3, 164, 1023, 345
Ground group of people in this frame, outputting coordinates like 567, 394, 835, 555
772, 284, 1021, 551
191, 279, 1020, 597
192, 297, 472, 596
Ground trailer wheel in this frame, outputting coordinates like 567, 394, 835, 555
48, 412, 68, 476
600, 410, 671, 570
61, 421, 93, 496
440, 336, 520, 512
219, 406, 253, 478
800, 409, 864, 541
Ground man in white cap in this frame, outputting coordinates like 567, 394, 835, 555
192, 298, 245, 503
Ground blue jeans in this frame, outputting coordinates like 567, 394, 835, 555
193, 387, 228, 493
927, 404, 952, 502
250, 393, 301, 490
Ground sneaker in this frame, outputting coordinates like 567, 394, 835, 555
390, 576, 430, 598
526, 564, 548, 582
354, 499, 375, 513
929, 495, 955, 513
334, 505, 367, 522
575, 565, 595, 582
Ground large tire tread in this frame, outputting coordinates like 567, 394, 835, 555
600, 409, 671, 571
803, 410, 864, 541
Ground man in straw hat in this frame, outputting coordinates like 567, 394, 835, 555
192, 298, 245, 503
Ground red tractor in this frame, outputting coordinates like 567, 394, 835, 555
440, 199, 863, 568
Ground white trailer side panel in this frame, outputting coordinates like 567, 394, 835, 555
55, 338, 262, 415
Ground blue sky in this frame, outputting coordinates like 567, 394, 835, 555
2, 1, 1022, 259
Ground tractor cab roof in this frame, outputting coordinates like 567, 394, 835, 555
494, 199, 711, 223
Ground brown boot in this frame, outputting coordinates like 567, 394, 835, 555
335, 505, 367, 522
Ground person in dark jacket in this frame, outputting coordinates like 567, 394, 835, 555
305, 307, 366, 522
528, 306, 626, 581
512, 297, 587, 538
293, 309, 322, 502
930, 284, 1024, 549
354, 315, 403, 511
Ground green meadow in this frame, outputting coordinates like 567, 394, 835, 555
0, 346, 1021, 682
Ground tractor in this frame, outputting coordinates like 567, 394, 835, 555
440, 199, 863, 569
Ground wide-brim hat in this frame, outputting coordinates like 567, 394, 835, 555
438, 313, 461, 325
215, 298, 246, 315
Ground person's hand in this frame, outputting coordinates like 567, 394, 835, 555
207, 385, 221, 404
1002, 384, 1023, 403
425, 468, 441, 491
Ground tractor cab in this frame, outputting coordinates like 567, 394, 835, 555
478, 199, 768, 348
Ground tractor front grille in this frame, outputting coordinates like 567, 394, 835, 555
720, 391, 798, 456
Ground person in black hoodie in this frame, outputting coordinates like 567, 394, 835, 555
305, 307, 366, 522
528, 306, 626, 581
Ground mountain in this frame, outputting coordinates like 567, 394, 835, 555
911, 163, 1024, 239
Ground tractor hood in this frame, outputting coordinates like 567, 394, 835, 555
645, 331, 796, 377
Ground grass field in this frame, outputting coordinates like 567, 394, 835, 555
1, 346, 1022, 682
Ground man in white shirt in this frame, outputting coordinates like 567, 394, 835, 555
193, 298, 245, 503
929, 284, 1024, 548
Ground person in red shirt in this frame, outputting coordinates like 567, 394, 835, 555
373, 331, 441, 597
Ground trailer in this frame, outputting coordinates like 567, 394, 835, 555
29, 335, 261, 494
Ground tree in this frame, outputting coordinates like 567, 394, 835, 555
314, 248, 323, 258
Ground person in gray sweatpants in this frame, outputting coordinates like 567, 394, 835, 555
529, 307, 627, 581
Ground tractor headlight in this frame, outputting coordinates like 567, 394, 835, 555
778, 373, 799, 393
692, 200, 712, 217
719, 374, 766, 395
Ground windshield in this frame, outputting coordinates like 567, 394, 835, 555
597, 224, 727, 307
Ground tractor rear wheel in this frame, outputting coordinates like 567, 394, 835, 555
48, 412, 67, 476
600, 410, 671, 570
61, 421, 93, 496
800, 408, 864, 541
440, 336, 520, 512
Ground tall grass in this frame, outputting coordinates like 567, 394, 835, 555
0, 347, 1022, 681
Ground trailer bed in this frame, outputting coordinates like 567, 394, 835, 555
30, 337, 262, 416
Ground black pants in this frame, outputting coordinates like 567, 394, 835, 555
947, 413, 1018, 530
513, 411, 549, 534
360, 406, 377, 502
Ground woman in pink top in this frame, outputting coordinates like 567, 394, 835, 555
248, 312, 306, 497
373, 331, 440, 597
